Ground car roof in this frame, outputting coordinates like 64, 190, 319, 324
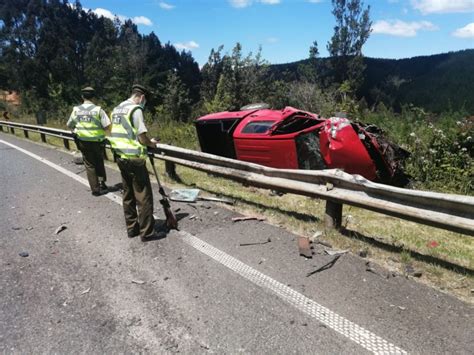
196, 106, 317, 122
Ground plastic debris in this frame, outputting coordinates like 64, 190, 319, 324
325, 249, 349, 256
54, 225, 67, 235
131, 279, 146, 285
232, 216, 265, 222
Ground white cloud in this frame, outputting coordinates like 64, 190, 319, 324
159, 2, 175, 10
93, 8, 123, 21
230, 0, 252, 7
229, 0, 282, 8
91, 7, 152, 26
174, 41, 200, 50
452, 23, 474, 38
372, 20, 438, 37
411, 0, 474, 14
132, 16, 153, 26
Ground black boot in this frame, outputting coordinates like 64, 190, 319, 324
99, 181, 109, 194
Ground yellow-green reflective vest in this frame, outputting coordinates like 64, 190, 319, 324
71, 104, 105, 142
109, 102, 147, 159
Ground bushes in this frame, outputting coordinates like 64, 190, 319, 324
364, 106, 473, 195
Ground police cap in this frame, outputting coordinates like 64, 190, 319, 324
81, 86, 95, 94
132, 84, 150, 98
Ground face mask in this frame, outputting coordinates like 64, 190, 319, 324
139, 97, 146, 109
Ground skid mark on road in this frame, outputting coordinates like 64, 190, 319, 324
0, 139, 407, 354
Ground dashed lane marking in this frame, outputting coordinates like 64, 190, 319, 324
0, 138, 407, 354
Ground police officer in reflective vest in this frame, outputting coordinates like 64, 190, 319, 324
67, 87, 111, 196
109, 84, 159, 240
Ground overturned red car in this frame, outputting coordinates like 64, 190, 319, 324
195, 104, 410, 186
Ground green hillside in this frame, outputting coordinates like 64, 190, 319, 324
270, 49, 474, 114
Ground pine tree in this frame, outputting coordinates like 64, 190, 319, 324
162, 71, 192, 122
326, 0, 371, 93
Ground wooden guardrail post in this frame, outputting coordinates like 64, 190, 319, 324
63, 138, 70, 150
40, 133, 46, 143
325, 200, 343, 229
0, 125, 3, 132
24, 130, 29, 138
10, 127, 14, 134
165, 161, 178, 179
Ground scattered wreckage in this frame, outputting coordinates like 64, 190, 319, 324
195, 104, 410, 186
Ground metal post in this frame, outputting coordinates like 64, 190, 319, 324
325, 200, 343, 229
165, 161, 178, 180
0, 125, 3, 132
24, 130, 29, 138
63, 138, 70, 150
40, 133, 46, 143
10, 127, 14, 134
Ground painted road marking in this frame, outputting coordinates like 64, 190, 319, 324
0, 138, 407, 354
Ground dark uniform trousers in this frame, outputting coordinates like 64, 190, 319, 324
77, 140, 107, 193
116, 158, 155, 238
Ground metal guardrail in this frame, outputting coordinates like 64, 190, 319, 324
1, 120, 473, 236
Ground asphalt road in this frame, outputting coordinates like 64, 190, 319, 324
0, 132, 473, 354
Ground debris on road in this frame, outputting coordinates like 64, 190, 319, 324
81, 287, 91, 295
315, 240, 333, 248
309, 231, 323, 242
199, 196, 235, 204
54, 225, 67, 235
365, 261, 383, 277
189, 215, 198, 220
73, 151, 83, 165
26, 227, 33, 231
298, 236, 313, 258
131, 279, 146, 285
325, 249, 349, 256
232, 216, 266, 222
358, 249, 368, 258
404, 264, 422, 277
19, 251, 29, 257
12, 226, 21, 230
306, 255, 341, 277
169, 189, 235, 205
240, 238, 271, 247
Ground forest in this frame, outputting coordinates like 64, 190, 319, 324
1, 0, 472, 194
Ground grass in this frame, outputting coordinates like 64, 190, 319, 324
3, 116, 473, 303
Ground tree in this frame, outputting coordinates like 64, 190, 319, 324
298, 41, 320, 83
162, 71, 192, 122
326, 0, 371, 94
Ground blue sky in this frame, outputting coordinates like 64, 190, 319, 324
78, 0, 474, 66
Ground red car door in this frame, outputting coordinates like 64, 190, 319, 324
233, 118, 299, 169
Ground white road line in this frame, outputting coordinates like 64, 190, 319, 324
0, 139, 123, 206
0, 138, 407, 354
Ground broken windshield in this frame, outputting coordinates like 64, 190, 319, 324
272, 114, 322, 135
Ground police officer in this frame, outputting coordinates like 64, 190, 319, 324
109, 84, 159, 240
67, 87, 111, 196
